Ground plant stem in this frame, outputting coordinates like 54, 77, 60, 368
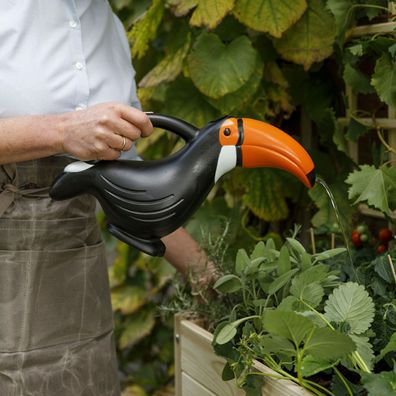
303, 379, 336, 396
334, 366, 353, 396
310, 228, 316, 254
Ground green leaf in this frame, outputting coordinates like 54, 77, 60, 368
346, 118, 369, 142
313, 248, 346, 261
346, 165, 396, 215
326, 0, 353, 36
111, 285, 147, 315
215, 323, 237, 344
344, 63, 374, 94
290, 277, 324, 308
286, 237, 306, 258
362, 371, 396, 396
371, 53, 396, 107
139, 33, 191, 88
301, 355, 335, 377
377, 332, 396, 362
129, 0, 165, 59
189, 0, 235, 29
233, 0, 307, 38
273, 0, 336, 70
324, 282, 375, 334
278, 245, 291, 276
243, 169, 290, 221
305, 327, 356, 360
235, 249, 250, 275
260, 334, 295, 355
374, 255, 395, 284
251, 241, 266, 260
222, 362, 235, 381
206, 57, 263, 113
167, 0, 197, 16
163, 77, 219, 128
213, 274, 243, 293
119, 307, 156, 349
188, 33, 258, 99
263, 310, 314, 347
350, 334, 374, 370
268, 268, 299, 295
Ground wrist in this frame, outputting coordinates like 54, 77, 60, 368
50, 112, 70, 154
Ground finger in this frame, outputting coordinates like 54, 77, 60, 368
118, 105, 153, 137
111, 117, 141, 141
98, 148, 121, 161
104, 133, 133, 152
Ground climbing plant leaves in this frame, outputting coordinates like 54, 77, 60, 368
190, 0, 235, 29
188, 33, 258, 98
371, 53, 396, 107
129, 0, 165, 59
273, 0, 336, 70
233, 0, 307, 38
346, 165, 396, 215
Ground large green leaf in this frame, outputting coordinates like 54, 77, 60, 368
324, 282, 375, 334
301, 355, 335, 377
119, 307, 156, 349
290, 277, 324, 308
188, 33, 257, 98
263, 310, 314, 347
163, 77, 219, 127
273, 0, 336, 70
305, 327, 356, 360
344, 63, 374, 95
190, 0, 235, 29
206, 57, 263, 113
243, 169, 290, 221
371, 53, 396, 107
326, 0, 353, 36
139, 33, 191, 88
346, 165, 396, 215
167, 0, 197, 16
233, 0, 307, 38
350, 335, 374, 370
111, 285, 147, 315
129, 0, 165, 59
362, 371, 396, 396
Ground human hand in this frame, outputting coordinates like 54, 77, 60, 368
58, 102, 153, 160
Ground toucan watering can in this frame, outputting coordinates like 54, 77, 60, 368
50, 114, 315, 256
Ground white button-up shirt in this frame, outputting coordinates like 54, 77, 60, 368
0, 0, 140, 119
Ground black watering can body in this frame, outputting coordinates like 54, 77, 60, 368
50, 114, 315, 256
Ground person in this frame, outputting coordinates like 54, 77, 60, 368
0, 1, 214, 395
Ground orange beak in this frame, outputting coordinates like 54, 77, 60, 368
240, 119, 315, 188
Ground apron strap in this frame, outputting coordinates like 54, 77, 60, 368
0, 163, 50, 218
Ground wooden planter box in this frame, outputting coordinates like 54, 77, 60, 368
174, 315, 311, 396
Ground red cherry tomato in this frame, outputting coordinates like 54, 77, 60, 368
351, 230, 362, 247
377, 244, 387, 254
379, 228, 393, 243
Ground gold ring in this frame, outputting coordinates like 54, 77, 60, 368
120, 136, 127, 151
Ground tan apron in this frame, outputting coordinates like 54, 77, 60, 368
0, 156, 120, 396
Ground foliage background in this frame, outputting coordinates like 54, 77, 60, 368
106, 0, 396, 394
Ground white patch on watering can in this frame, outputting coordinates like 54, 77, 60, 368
215, 146, 237, 183
64, 161, 94, 173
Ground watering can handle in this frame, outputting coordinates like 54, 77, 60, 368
146, 112, 199, 142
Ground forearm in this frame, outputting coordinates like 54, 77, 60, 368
0, 114, 63, 164
162, 227, 215, 278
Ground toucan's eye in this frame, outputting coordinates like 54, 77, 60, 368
223, 128, 231, 136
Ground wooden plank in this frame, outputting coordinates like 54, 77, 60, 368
177, 318, 311, 396
174, 314, 182, 396
181, 372, 216, 396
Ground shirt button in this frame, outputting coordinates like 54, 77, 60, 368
75, 62, 84, 71
69, 20, 78, 28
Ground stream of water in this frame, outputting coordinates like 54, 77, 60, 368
316, 177, 357, 279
